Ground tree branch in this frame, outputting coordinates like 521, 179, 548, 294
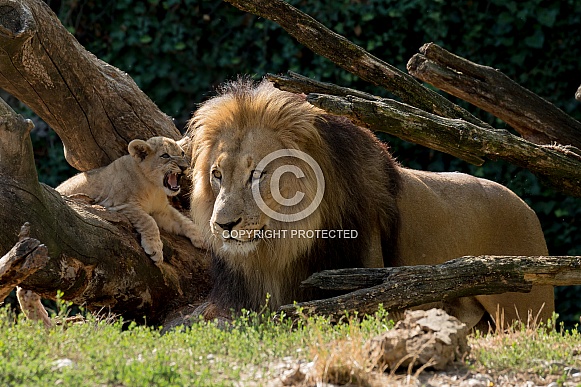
279, 256, 581, 320
267, 71, 382, 102
0, 223, 49, 301
311, 93, 581, 197
0, 0, 180, 171
407, 43, 581, 148
223, 0, 491, 129
267, 73, 581, 197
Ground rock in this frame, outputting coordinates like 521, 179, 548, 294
367, 308, 470, 371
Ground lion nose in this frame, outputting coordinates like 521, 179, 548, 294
177, 161, 189, 172
215, 218, 242, 232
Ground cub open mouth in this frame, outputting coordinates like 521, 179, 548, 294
164, 172, 183, 192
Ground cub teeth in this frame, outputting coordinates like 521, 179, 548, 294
165, 172, 181, 191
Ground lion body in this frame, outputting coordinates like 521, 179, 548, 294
57, 136, 203, 262
396, 168, 553, 327
187, 79, 553, 328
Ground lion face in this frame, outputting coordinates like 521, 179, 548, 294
128, 137, 189, 197
188, 79, 327, 267
204, 127, 323, 257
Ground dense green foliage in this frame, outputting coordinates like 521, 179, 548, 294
31, 0, 581, 325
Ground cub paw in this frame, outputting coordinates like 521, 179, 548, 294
186, 226, 207, 250
141, 237, 164, 263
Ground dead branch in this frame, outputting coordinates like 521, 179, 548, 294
0, 223, 49, 300
307, 93, 581, 197
0, 0, 180, 171
279, 256, 581, 320
223, 0, 491, 129
267, 71, 382, 102
407, 43, 581, 148
267, 73, 581, 197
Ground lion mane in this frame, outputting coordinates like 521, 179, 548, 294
187, 79, 553, 328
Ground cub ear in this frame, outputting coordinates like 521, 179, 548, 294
128, 139, 153, 161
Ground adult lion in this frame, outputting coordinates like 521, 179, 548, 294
187, 78, 554, 329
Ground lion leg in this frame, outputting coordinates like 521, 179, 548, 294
476, 285, 555, 329
153, 207, 206, 249
16, 287, 51, 327
118, 205, 164, 263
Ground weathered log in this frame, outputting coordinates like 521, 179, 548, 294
304, 92, 581, 197
0, 223, 49, 301
223, 0, 491, 129
407, 43, 581, 148
0, 0, 180, 171
0, 96, 211, 325
279, 256, 581, 320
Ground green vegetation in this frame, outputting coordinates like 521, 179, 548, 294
1, 301, 580, 386
0, 300, 389, 386
22, 1, 581, 325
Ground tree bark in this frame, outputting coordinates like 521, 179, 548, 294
0, 0, 210, 326
0, 223, 48, 301
0, 90, 211, 326
0, 0, 180, 171
407, 43, 581, 148
279, 256, 581, 320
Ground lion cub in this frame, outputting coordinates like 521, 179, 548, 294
57, 136, 204, 263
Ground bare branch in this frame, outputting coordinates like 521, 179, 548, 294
224, 0, 491, 129
0, 223, 49, 301
310, 92, 581, 197
407, 43, 581, 148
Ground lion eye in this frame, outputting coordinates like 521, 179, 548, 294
212, 170, 222, 180
160, 153, 170, 159
250, 169, 266, 183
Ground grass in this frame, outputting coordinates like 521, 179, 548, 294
1, 298, 581, 386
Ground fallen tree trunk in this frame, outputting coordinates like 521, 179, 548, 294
279, 255, 581, 320
407, 43, 581, 148
0, 0, 210, 326
0, 97, 211, 325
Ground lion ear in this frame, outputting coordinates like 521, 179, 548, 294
128, 139, 153, 161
